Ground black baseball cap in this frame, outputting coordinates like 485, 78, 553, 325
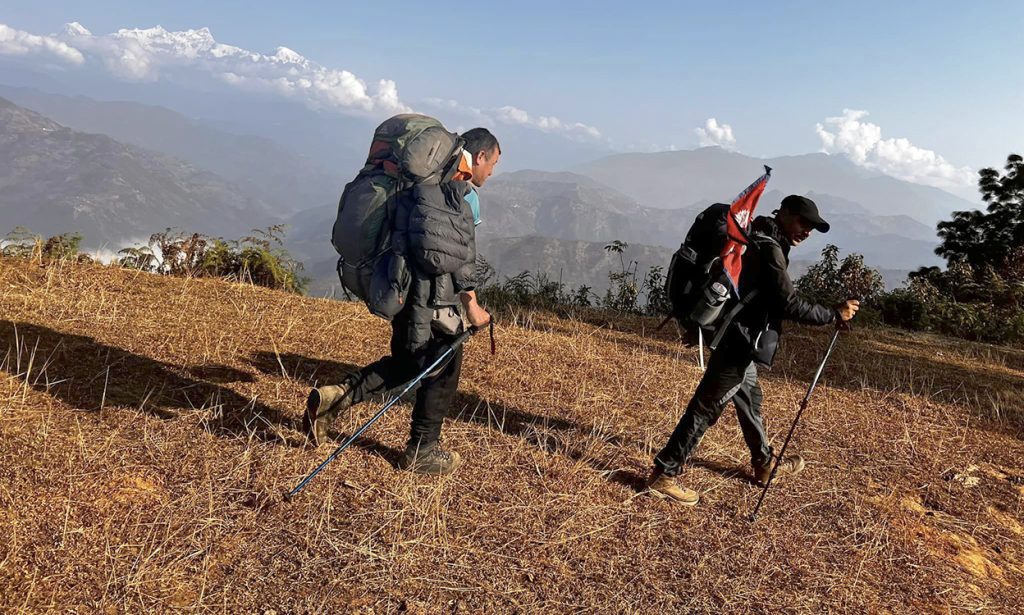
780, 195, 830, 233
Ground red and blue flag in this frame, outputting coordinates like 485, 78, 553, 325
721, 165, 772, 293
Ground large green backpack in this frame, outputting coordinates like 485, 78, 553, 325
331, 114, 463, 317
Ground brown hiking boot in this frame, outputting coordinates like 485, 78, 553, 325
304, 383, 354, 446
646, 467, 699, 506
397, 443, 462, 476
752, 454, 806, 486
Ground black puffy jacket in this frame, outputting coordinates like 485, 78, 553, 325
391, 179, 478, 351
729, 216, 837, 366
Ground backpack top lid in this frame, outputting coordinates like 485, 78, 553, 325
364, 114, 463, 185
684, 202, 731, 259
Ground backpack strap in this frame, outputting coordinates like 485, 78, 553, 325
706, 228, 780, 350
336, 256, 354, 301
708, 288, 759, 350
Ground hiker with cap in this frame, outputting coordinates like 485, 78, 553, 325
647, 194, 860, 505
304, 125, 500, 476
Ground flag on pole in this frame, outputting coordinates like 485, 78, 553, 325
721, 165, 772, 293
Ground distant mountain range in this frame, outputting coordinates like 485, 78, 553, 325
481, 170, 945, 271
577, 147, 977, 226
0, 96, 274, 244
287, 168, 933, 296
0, 85, 971, 295
0, 85, 341, 217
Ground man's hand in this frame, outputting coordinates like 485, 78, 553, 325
460, 290, 491, 329
835, 299, 860, 330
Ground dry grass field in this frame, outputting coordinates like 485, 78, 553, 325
1, 257, 1022, 613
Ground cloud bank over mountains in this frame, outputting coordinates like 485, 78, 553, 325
0, 24, 85, 64
816, 109, 974, 192
0, 20, 605, 143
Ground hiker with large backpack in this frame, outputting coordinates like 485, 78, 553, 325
648, 194, 860, 505
303, 115, 499, 476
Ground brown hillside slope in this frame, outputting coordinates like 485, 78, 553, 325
0, 258, 1022, 613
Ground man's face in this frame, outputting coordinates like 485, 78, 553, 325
779, 210, 815, 246
471, 147, 500, 187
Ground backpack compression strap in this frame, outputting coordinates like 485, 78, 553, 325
706, 230, 779, 350
708, 289, 759, 350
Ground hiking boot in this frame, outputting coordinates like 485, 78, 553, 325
752, 454, 806, 486
646, 467, 699, 506
397, 443, 462, 476
303, 383, 354, 446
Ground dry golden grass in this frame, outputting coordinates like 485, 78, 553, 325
0, 257, 1022, 613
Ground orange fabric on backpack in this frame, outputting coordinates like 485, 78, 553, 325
452, 149, 473, 182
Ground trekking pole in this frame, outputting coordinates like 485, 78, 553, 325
285, 326, 479, 500
749, 327, 842, 521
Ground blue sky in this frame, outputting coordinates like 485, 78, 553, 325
2, 1, 1022, 193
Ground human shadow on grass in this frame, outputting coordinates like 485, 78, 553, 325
604, 459, 756, 498
690, 457, 756, 485
248, 351, 361, 390
605, 468, 648, 492
246, 351, 624, 471
0, 320, 304, 447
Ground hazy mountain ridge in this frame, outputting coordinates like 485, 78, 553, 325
289, 164, 941, 295
0, 88, 951, 291
0, 86, 341, 216
577, 147, 977, 226
480, 171, 942, 270
0, 97, 275, 245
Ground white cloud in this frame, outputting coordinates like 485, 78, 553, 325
0, 23, 84, 64
494, 105, 602, 140
695, 118, 736, 149
0, 21, 410, 115
2, 22, 608, 141
421, 99, 604, 143
815, 109, 974, 190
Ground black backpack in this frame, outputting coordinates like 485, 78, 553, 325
332, 114, 463, 319
664, 203, 757, 347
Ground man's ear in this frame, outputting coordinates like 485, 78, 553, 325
474, 150, 489, 166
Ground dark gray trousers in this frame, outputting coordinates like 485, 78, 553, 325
347, 316, 463, 448
654, 343, 772, 476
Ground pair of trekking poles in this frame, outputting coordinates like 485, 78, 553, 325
286, 321, 493, 500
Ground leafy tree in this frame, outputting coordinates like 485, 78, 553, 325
936, 153, 1023, 271
796, 244, 884, 305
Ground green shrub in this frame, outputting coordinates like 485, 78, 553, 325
796, 244, 885, 306
118, 225, 308, 294
1, 227, 41, 259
